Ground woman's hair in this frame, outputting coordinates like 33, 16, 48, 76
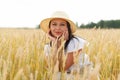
65, 21, 74, 50
49, 20, 74, 50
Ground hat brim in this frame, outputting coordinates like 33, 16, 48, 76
40, 17, 77, 33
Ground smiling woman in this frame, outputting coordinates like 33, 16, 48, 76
40, 11, 93, 79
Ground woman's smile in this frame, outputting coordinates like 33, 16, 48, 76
50, 18, 68, 38
55, 31, 62, 35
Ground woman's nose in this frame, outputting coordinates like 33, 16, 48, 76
55, 25, 61, 29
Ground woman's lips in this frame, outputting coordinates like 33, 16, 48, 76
55, 32, 62, 35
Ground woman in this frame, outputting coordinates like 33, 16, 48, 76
40, 11, 92, 74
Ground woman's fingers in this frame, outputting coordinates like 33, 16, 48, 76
57, 31, 68, 42
47, 30, 56, 41
62, 30, 68, 40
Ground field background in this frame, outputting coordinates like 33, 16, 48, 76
0, 28, 119, 80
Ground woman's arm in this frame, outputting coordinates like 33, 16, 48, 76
64, 52, 74, 70
64, 49, 82, 71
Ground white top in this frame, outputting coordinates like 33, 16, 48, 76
66, 36, 87, 53
44, 36, 92, 72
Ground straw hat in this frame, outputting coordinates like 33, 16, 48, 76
40, 11, 77, 33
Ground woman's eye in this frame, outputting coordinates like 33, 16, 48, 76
60, 24, 65, 26
52, 23, 57, 26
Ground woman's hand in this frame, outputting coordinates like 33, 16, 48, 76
47, 30, 56, 42
63, 30, 69, 40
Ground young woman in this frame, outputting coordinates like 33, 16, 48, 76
40, 11, 92, 73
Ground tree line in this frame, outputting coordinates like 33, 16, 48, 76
79, 19, 120, 28
37, 19, 120, 29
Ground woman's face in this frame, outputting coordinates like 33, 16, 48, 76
49, 18, 68, 38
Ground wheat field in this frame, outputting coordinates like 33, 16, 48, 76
0, 28, 119, 80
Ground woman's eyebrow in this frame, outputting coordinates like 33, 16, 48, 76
61, 22, 67, 24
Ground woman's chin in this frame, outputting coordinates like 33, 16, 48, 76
55, 35, 62, 38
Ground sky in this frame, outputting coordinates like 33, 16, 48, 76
0, 0, 120, 28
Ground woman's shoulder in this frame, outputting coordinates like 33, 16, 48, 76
44, 43, 51, 56
71, 36, 88, 45
66, 36, 88, 53
44, 43, 51, 49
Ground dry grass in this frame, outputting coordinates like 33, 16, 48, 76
0, 28, 119, 80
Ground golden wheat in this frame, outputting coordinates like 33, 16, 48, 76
0, 28, 119, 80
